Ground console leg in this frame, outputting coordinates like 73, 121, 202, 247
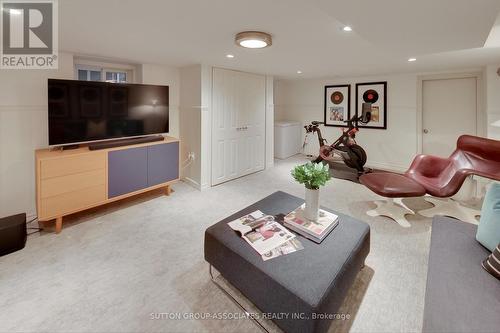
366, 198, 413, 228
55, 217, 63, 234
165, 185, 171, 196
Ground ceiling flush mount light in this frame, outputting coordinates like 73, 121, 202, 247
342, 26, 353, 32
297, 70, 302, 74
408, 58, 417, 62
235, 31, 272, 49
226, 54, 234, 58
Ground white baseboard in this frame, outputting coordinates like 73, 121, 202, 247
182, 177, 201, 190
297, 153, 408, 172
366, 161, 408, 173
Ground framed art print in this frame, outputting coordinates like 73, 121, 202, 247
324, 84, 350, 127
356, 81, 387, 129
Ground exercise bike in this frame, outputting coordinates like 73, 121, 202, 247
304, 103, 372, 173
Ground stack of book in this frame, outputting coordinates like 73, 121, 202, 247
284, 204, 339, 243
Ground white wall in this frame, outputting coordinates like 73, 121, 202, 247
486, 64, 500, 139
265, 76, 275, 169
0, 52, 74, 218
139, 64, 180, 138
179, 65, 202, 188
0, 55, 182, 218
275, 74, 418, 171
199, 65, 213, 189
178, 64, 213, 190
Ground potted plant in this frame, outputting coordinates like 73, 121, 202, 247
291, 162, 331, 221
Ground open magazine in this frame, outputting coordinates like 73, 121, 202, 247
261, 238, 304, 261
228, 210, 296, 256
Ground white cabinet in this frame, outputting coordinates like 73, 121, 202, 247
274, 121, 301, 159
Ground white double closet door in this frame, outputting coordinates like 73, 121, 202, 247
212, 68, 266, 186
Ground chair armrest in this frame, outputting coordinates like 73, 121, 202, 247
406, 154, 451, 177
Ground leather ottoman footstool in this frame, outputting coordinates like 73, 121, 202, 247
359, 173, 426, 198
359, 173, 426, 227
204, 191, 370, 333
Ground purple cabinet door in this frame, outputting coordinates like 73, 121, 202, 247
108, 147, 148, 198
147, 142, 179, 186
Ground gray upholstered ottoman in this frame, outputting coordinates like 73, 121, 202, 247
204, 191, 370, 333
423, 216, 500, 333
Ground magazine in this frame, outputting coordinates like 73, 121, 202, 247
228, 210, 296, 255
284, 204, 339, 243
261, 238, 304, 261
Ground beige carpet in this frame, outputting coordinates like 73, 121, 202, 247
0, 155, 441, 333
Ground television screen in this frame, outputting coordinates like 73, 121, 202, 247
48, 79, 169, 146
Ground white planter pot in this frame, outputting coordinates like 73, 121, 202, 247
304, 188, 320, 221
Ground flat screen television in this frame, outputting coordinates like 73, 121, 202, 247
48, 79, 169, 146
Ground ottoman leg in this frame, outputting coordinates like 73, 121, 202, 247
419, 197, 480, 224
367, 198, 413, 228
209, 265, 270, 333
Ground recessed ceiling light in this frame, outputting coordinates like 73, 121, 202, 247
226, 54, 234, 58
342, 26, 353, 32
297, 70, 302, 74
408, 58, 417, 62
235, 31, 272, 49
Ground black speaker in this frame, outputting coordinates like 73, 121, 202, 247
0, 213, 27, 257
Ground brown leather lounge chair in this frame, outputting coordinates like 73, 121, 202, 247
359, 135, 500, 227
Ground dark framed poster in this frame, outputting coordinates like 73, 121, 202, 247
324, 84, 350, 127
356, 81, 387, 129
